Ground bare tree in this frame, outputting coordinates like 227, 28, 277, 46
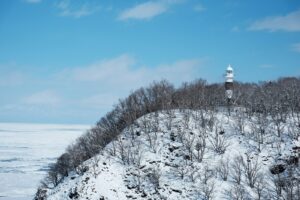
148, 167, 161, 192
242, 154, 261, 188
34, 187, 47, 200
270, 173, 284, 199
183, 131, 196, 162
224, 184, 248, 200
90, 155, 101, 178
172, 163, 189, 180
217, 158, 230, 181
43, 164, 60, 188
230, 155, 243, 185
176, 125, 185, 144
288, 116, 300, 140
116, 137, 126, 164
200, 180, 216, 200
209, 126, 230, 154
200, 165, 215, 185
165, 109, 175, 130
281, 166, 299, 200
194, 135, 206, 162
232, 110, 247, 135
142, 115, 159, 153
187, 165, 199, 183
253, 174, 266, 200
250, 113, 269, 152
207, 111, 216, 132
182, 110, 191, 129
106, 140, 117, 157
270, 103, 287, 138
145, 130, 158, 153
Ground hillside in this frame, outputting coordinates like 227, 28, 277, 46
36, 109, 300, 200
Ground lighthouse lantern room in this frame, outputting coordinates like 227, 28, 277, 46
225, 65, 234, 100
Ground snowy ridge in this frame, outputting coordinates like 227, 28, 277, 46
43, 109, 300, 200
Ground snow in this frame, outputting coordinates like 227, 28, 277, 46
0, 123, 90, 200
43, 110, 299, 200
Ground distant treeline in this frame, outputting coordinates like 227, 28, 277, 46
37, 76, 300, 192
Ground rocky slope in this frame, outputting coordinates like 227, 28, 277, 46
40, 109, 300, 200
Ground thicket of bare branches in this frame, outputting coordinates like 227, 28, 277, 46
37, 76, 300, 193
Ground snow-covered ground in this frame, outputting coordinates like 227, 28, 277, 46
43, 110, 300, 200
0, 123, 90, 200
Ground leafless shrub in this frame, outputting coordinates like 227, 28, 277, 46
76, 164, 89, 176
42, 165, 60, 188
116, 137, 127, 164
183, 131, 195, 161
230, 155, 243, 185
131, 167, 144, 191
172, 164, 189, 180
145, 130, 158, 153
288, 119, 300, 140
182, 110, 191, 129
250, 113, 269, 152
165, 109, 175, 130
34, 187, 47, 200
209, 126, 230, 154
242, 154, 261, 188
278, 165, 300, 200
207, 111, 216, 132
270, 107, 287, 138
106, 140, 117, 157
90, 155, 101, 178
152, 112, 160, 133
148, 167, 161, 191
232, 111, 247, 135
199, 180, 216, 200
130, 143, 143, 166
194, 135, 206, 162
217, 158, 229, 181
270, 174, 284, 199
188, 166, 199, 183
176, 126, 185, 144
224, 183, 248, 200
254, 174, 266, 200
200, 165, 214, 184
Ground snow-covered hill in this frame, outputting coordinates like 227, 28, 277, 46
40, 109, 300, 200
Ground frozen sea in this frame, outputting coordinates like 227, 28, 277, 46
0, 123, 90, 200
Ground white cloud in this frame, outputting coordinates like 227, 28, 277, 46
118, 1, 167, 21
56, 0, 100, 18
194, 4, 206, 12
70, 54, 204, 89
24, 0, 41, 4
231, 26, 240, 32
0, 55, 206, 123
292, 43, 300, 53
23, 90, 62, 107
118, 0, 184, 21
248, 9, 300, 32
80, 94, 119, 109
0, 71, 24, 86
153, 59, 202, 83
56, 54, 203, 112
72, 54, 136, 82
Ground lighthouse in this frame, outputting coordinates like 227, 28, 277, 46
225, 65, 234, 101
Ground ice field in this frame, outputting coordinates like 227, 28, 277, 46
0, 123, 90, 200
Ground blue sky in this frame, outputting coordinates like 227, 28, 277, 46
0, 0, 299, 124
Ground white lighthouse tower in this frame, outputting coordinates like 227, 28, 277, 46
225, 64, 234, 101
